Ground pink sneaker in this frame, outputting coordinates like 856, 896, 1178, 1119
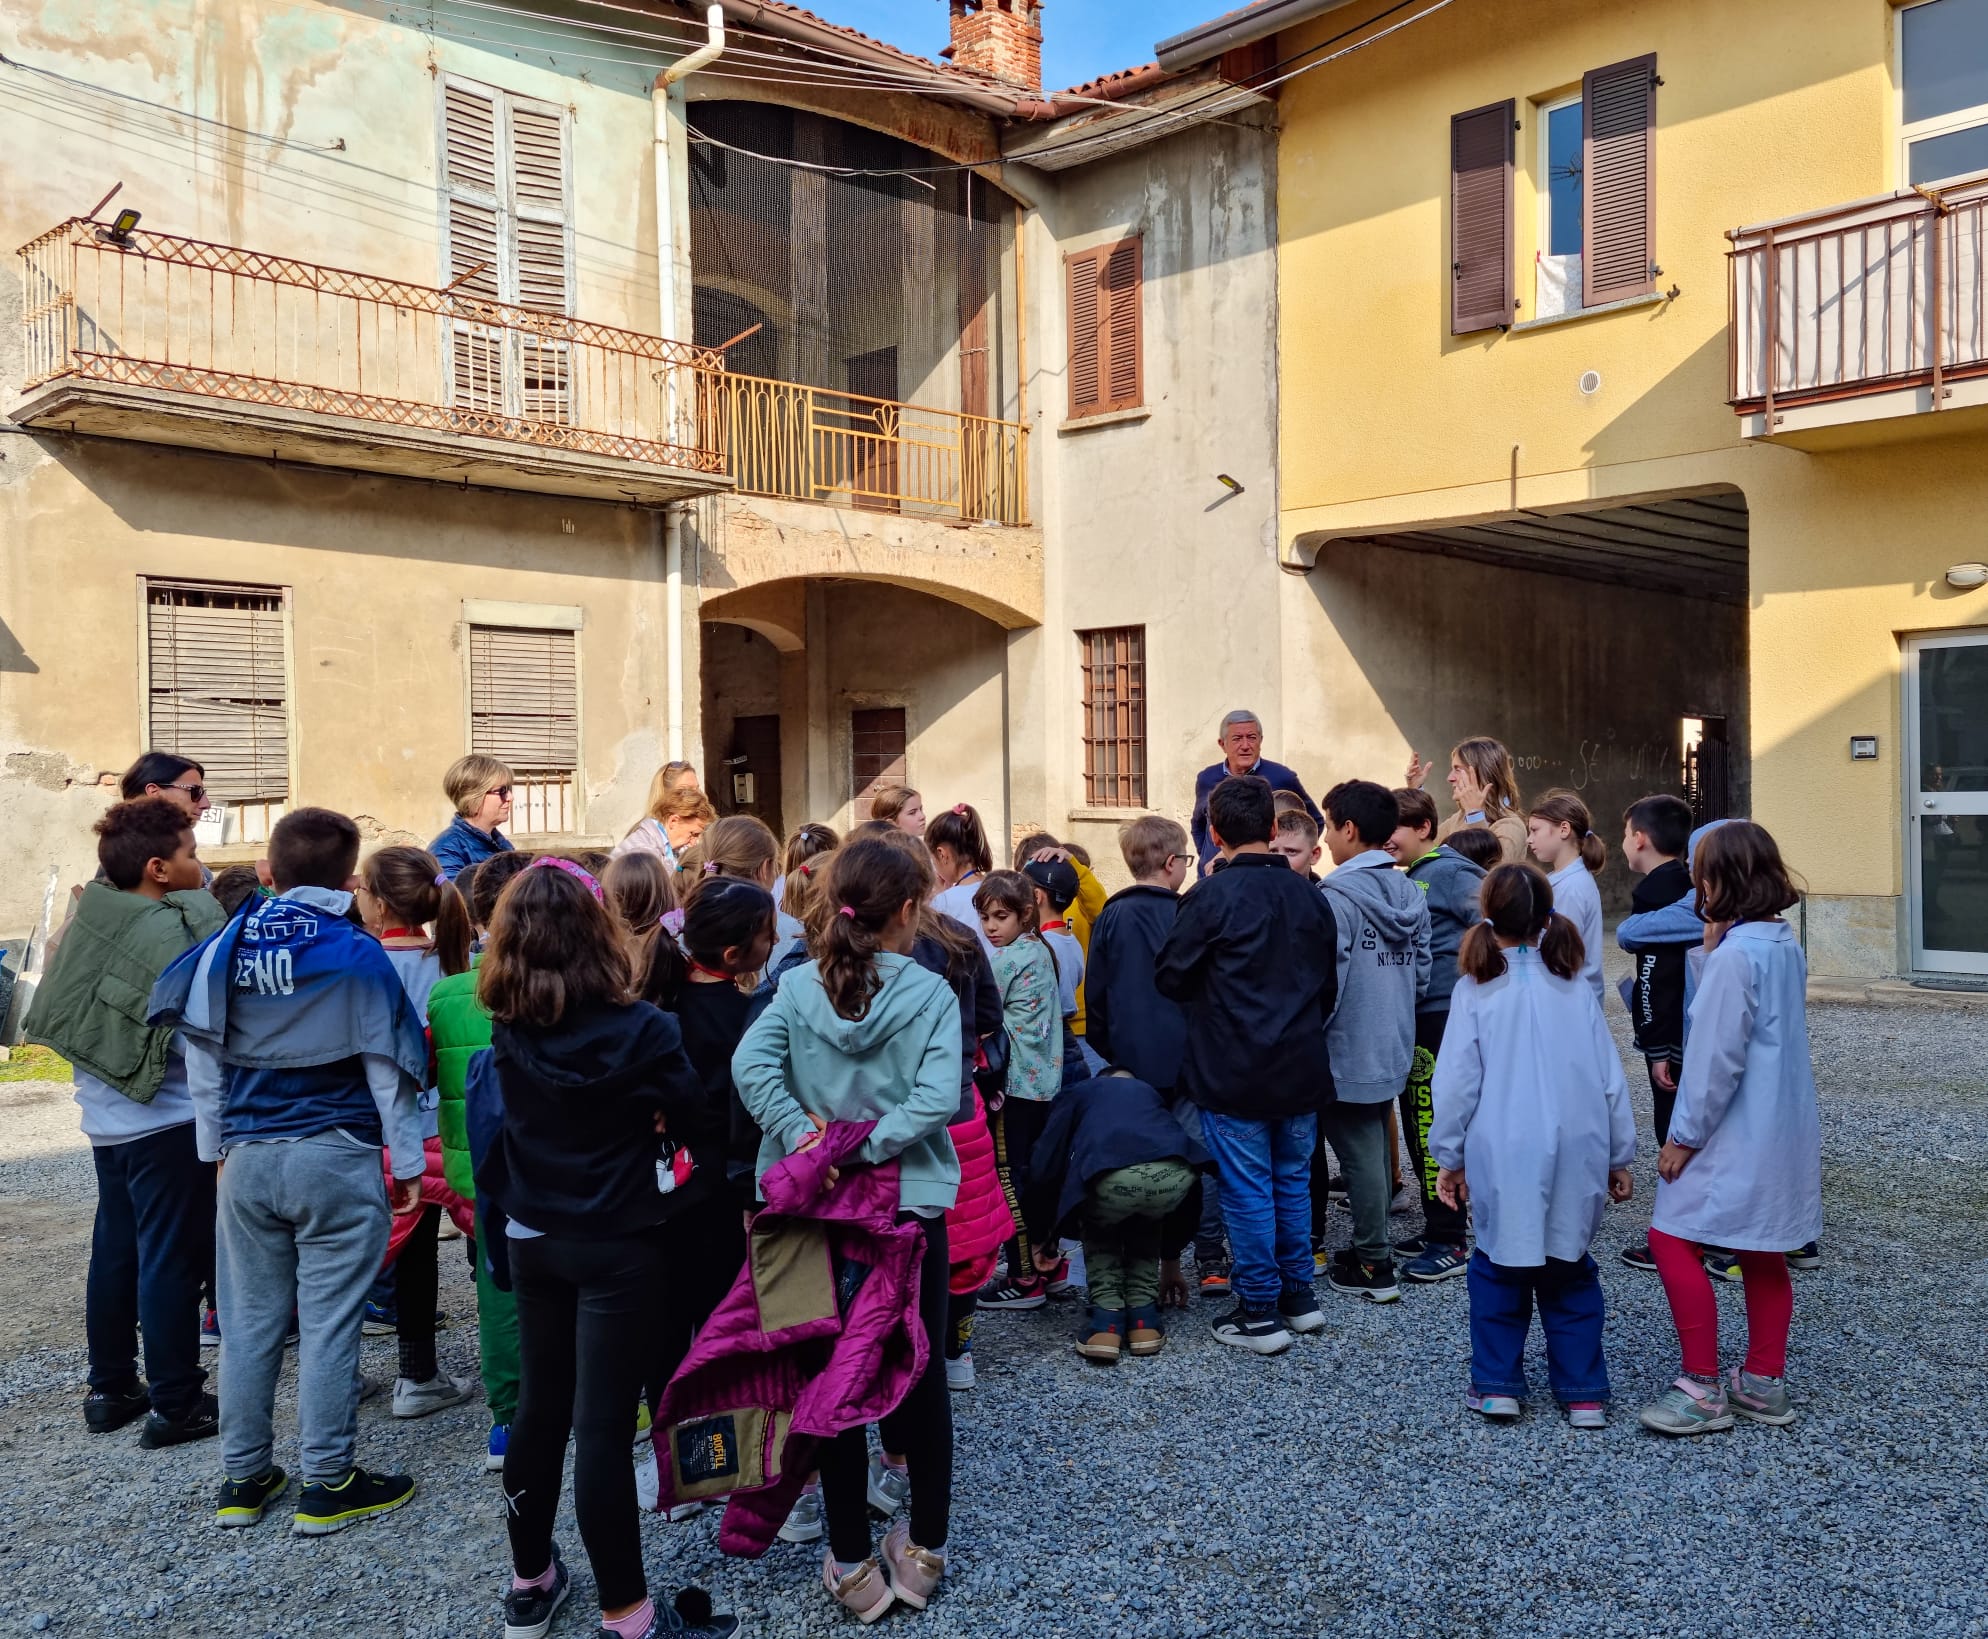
880, 1518, 946, 1609
822, 1553, 895, 1624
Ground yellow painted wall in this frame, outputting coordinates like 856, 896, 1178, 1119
1271, 0, 1988, 974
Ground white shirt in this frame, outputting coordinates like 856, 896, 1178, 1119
1428, 946, 1635, 1265
73, 1037, 194, 1147
931, 877, 996, 960
1548, 859, 1606, 1008
384, 945, 445, 1139
1653, 921, 1822, 1251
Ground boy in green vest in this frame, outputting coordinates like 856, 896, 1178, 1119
26, 797, 223, 1445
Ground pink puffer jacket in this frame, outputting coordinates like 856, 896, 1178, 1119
945, 1088, 1012, 1296
380, 1137, 476, 1264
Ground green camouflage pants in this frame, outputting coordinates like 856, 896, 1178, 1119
1082, 1159, 1196, 1311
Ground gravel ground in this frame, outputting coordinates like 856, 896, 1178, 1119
2, 969, 1985, 1639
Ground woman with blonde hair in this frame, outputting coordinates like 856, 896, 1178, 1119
430, 753, 516, 881
613, 780, 716, 874
1407, 737, 1527, 864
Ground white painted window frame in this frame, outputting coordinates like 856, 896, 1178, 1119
1896, 0, 1988, 187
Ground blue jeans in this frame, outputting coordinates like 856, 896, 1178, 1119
1198, 1112, 1316, 1310
1167, 1096, 1227, 1260
1466, 1251, 1610, 1402
87, 1122, 214, 1417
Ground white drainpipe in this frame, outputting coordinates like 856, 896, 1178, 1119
653, 6, 724, 766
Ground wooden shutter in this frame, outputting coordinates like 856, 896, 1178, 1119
1066, 238, 1143, 419
146, 581, 290, 804
1451, 100, 1515, 334
469, 626, 578, 771
1582, 55, 1657, 306
1067, 249, 1102, 416
1103, 240, 1142, 411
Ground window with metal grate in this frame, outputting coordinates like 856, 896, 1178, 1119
1078, 626, 1147, 808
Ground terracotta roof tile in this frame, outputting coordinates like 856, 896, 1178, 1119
1052, 61, 1168, 100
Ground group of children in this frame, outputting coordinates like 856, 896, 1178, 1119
30, 731, 1825, 1635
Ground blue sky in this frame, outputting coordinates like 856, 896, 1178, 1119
797, 0, 1222, 91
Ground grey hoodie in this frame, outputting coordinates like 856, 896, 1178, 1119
1402, 845, 1487, 1014
1319, 852, 1432, 1104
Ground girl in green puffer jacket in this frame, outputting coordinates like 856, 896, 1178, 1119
428, 850, 532, 1469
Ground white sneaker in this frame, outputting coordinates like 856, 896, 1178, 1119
779, 1482, 824, 1543
945, 1352, 976, 1391
391, 1372, 473, 1419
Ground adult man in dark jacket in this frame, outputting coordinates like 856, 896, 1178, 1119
1156, 777, 1338, 1357
1190, 710, 1321, 875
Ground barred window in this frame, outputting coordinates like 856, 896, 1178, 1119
145, 580, 290, 838
850, 707, 908, 821
469, 624, 578, 834
1079, 626, 1146, 807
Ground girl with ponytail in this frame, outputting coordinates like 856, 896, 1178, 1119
1431, 862, 1635, 1429
353, 845, 478, 1419
732, 835, 963, 1620
927, 802, 997, 957
1525, 789, 1607, 1006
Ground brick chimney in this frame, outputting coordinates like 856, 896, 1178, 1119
945, 0, 1043, 90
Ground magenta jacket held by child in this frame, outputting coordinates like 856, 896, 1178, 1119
652, 1119, 930, 1557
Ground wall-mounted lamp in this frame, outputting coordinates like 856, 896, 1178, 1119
100, 208, 141, 246
1945, 562, 1988, 590
1215, 473, 1244, 496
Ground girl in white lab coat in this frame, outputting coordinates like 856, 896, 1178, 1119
1525, 789, 1607, 1008
1429, 863, 1636, 1428
1639, 822, 1820, 1438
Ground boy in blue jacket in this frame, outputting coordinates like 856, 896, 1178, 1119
152, 807, 430, 1536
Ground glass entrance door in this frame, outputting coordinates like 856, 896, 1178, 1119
1906, 631, 1988, 974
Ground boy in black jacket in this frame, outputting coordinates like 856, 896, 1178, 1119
1155, 777, 1339, 1357
1088, 815, 1234, 1291
1617, 793, 1696, 1272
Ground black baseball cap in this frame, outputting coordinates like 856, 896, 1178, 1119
1022, 857, 1079, 910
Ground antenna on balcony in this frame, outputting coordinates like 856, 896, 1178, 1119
714, 322, 763, 354
84, 181, 122, 222
86, 182, 141, 246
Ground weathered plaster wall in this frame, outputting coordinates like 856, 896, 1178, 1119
1015, 111, 1282, 889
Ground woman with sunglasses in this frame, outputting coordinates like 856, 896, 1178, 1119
430, 755, 516, 883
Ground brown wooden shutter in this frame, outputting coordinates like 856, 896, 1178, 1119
469, 626, 578, 772
1582, 54, 1657, 306
1067, 249, 1102, 417
1067, 239, 1143, 418
1451, 100, 1515, 335
146, 581, 290, 804
1102, 239, 1143, 412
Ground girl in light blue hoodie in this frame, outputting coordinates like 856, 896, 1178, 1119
732, 835, 963, 1624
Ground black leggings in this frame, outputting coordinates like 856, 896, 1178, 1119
649, 1199, 748, 1410
506, 1229, 665, 1612
395, 1205, 440, 1383
820, 1216, 952, 1562
992, 1100, 1051, 1279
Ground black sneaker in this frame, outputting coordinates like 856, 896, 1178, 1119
975, 1276, 1047, 1311
215, 1466, 289, 1529
1702, 1247, 1744, 1284
292, 1466, 416, 1535
1392, 1235, 1430, 1260
1276, 1286, 1326, 1335
1786, 1242, 1821, 1270
503, 1543, 570, 1639
141, 1390, 219, 1449
1196, 1257, 1232, 1298
83, 1383, 151, 1433
1326, 1174, 1349, 1199
609, 1588, 742, 1638
1326, 1251, 1401, 1304
1209, 1303, 1292, 1355
1619, 1242, 1658, 1271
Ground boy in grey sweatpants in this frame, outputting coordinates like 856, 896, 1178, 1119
156, 808, 430, 1535
1317, 782, 1430, 1305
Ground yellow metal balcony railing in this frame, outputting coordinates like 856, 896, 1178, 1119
17, 217, 728, 474
1728, 171, 1988, 428
696, 371, 1030, 526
